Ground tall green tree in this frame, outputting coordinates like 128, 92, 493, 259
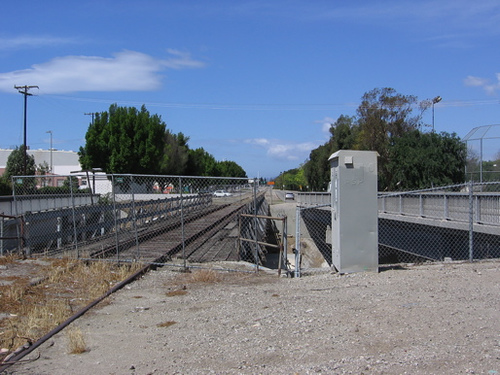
79, 104, 166, 174
387, 131, 466, 190
356, 88, 426, 190
216, 160, 247, 178
302, 88, 468, 191
4, 145, 36, 178
186, 147, 219, 176
4, 145, 37, 193
330, 115, 359, 151
303, 142, 334, 191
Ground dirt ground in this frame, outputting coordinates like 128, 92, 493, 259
2, 259, 500, 375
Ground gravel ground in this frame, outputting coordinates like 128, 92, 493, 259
6, 260, 500, 375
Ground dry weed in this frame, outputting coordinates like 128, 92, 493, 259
4, 283, 26, 302
115, 261, 143, 280
22, 300, 71, 340
66, 326, 87, 354
0, 258, 143, 358
0, 254, 19, 265
166, 289, 188, 297
156, 321, 176, 328
187, 269, 222, 283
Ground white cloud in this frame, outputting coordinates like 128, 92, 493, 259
0, 35, 78, 50
163, 49, 205, 69
245, 138, 270, 146
464, 74, 500, 95
0, 50, 205, 94
245, 138, 319, 161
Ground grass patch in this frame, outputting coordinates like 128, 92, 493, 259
0, 258, 143, 361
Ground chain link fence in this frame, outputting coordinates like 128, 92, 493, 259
4, 176, 499, 275
294, 181, 500, 275
3, 174, 287, 273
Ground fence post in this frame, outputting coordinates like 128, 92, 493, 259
69, 176, 79, 258
57, 216, 62, 249
179, 176, 186, 270
131, 175, 140, 260
0, 216, 3, 256
11, 177, 22, 255
253, 180, 259, 272
443, 194, 449, 220
81, 213, 86, 242
468, 180, 474, 262
294, 206, 300, 278
112, 175, 119, 261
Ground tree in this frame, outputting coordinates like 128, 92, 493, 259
79, 104, 166, 175
186, 147, 219, 176
161, 131, 190, 175
356, 88, 426, 190
274, 167, 307, 191
0, 177, 11, 195
216, 160, 247, 178
330, 115, 359, 151
4, 145, 36, 178
303, 142, 334, 191
79, 104, 248, 178
4, 145, 37, 193
387, 131, 466, 190
301, 88, 470, 191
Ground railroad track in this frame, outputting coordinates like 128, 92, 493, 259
88, 194, 262, 265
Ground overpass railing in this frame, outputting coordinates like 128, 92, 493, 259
294, 181, 500, 272
378, 181, 500, 263
378, 182, 500, 227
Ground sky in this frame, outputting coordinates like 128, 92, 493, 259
1, 0, 500, 179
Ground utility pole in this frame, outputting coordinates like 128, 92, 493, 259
14, 85, 39, 175
84, 112, 96, 124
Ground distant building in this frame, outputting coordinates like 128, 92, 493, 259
0, 149, 81, 187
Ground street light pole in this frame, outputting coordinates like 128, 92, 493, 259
432, 96, 442, 133
46, 130, 53, 173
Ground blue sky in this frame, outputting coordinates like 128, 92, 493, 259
1, 1, 499, 178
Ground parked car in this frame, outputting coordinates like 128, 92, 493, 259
285, 192, 295, 200
213, 190, 232, 197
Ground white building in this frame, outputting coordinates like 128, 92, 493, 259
0, 148, 81, 186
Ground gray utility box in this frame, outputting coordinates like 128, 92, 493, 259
329, 150, 378, 273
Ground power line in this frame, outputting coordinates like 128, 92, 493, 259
42, 94, 500, 111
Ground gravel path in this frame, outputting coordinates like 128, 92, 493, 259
7, 260, 500, 375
